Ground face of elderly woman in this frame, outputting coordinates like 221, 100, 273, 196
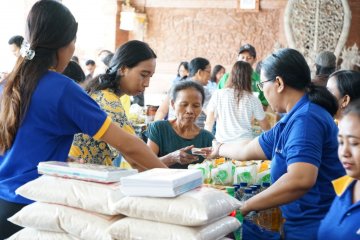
172, 87, 203, 124
338, 113, 360, 179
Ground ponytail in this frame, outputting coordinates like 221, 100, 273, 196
85, 70, 121, 96
306, 83, 338, 117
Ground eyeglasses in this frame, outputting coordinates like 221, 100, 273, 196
202, 69, 211, 74
257, 78, 274, 91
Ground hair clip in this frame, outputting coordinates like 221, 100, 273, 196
20, 41, 35, 60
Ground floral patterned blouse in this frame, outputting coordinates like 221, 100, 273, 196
69, 89, 135, 165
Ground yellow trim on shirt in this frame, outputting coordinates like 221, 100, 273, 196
332, 175, 354, 196
93, 116, 112, 140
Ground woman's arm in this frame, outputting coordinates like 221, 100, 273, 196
204, 110, 215, 132
101, 122, 167, 169
204, 137, 267, 161
154, 96, 170, 121
147, 139, 198, 166
241, 162, 318, 215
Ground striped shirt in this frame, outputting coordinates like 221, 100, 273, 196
207, 88, 265, 142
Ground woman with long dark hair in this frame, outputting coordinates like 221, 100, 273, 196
70, 40, 157, 168
205, 61, 269, 142
0, 1, 165, 238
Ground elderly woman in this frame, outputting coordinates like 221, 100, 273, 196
326, 70, 360, 121
154, 57, 212, 129
147, 81, 214, 168
203, 48, 345, 239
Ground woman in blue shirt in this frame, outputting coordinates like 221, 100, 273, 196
204, 48, 345, 239
318, 99, 360, 239
0, 1, 166, 238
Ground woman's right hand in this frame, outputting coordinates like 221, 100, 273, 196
170, 145, 199, 165
199, 140, 224, 159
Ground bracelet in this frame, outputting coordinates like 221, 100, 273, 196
215, 143, 224, 158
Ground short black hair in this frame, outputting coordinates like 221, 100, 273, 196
63, 61, 85, 84
8, 35, 24, 48
170, 80, 205, 105
85, 59, 95, 66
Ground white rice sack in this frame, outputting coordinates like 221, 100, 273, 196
8, 202, 123, 240
16, 175, 125, 215
115, 186, 241, 226
107, 216, 240, 240
233, 164, 257, 185
7, 228, 80, 240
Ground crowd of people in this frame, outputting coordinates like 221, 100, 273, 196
0, 0, 360, 239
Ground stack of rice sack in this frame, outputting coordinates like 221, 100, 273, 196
7, 175, 125, 240
108, 186, 242, 240
8, 173, 241, 240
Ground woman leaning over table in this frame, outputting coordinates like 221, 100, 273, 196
147, 80, 214, 169
0, 1, 166, 238
318, 99, 360, 240
204, 48, 345, 239
70, 40, 156, 169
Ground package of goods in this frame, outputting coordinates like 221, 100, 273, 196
256, 161, 271, 184
37, 161, 138, 183
233, 164, 257, 185
120, 168, 202, 197
115, 186, 241, 226
107, 216, 240, 240
8, 228, 80, 240
16, 175, 125, 215
8, 202, 123, 240
211, 161, 235, 185
188, 160, 213, 183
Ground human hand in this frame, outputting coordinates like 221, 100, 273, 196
198, 140, 224, 159
170, 145, 199, 165
67, 156, 85, 163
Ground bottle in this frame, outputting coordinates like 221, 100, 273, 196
257, 182, 272, 230
241, 188, 255, 222
236, 182, 248, 200
261, 182, 270, 192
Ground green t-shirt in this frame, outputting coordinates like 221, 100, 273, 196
147, 120, 214, 169
217, 71, 268, 106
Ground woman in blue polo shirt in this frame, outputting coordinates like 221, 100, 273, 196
317, 100, 360, 239
204, 48, 345, 239
0, 1, 166, 238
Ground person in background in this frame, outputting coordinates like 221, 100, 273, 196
318, 99, 360, 239
326, 70, 360, 121
154, 57, 212, 129
217, 43, 268, 109
63, 60, 86, 86
147, 81, 214, 168
312, 50, 337, 87
0, 2, 166, 238
70, 40, 156, 167
71, 55, 79, 64
171, 61, 189, 85
206, 64, 225, 94
84, 59, 96, 81
203, 48, 345, 239
205, 61, 270, 142
8, 35, 24, 57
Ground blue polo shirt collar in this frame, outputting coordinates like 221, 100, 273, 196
338, 181, 360, 223
279, 94, 309, 124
